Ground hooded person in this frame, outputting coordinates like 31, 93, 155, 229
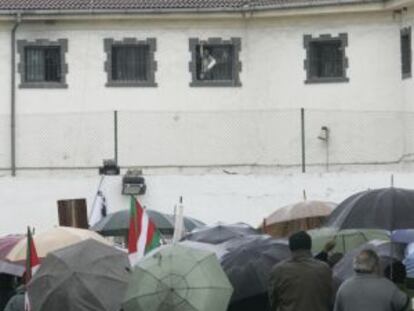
334, 249, 410, 311
268, 231, 333, 311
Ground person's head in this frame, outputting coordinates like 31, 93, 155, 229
353, 249, 380, 274
289, 231, 312, 252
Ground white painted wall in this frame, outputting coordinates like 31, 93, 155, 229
0, 11, 410, 169
0, 22, 11, 169
0, 169, 412, 236
9, 12, 404, 113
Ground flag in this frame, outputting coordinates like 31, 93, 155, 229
172, 196, 185, 243
25, 227, 40, 311
128, 197, 161, 266
89, 190, 108, 226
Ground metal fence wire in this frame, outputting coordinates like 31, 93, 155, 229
1, 108, 413, 172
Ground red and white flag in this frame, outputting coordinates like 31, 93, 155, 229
24, 227, 40, 311
128, 197, 161, 266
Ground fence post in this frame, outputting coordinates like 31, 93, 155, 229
114, 110, 118, 165
301, 108, 306, 173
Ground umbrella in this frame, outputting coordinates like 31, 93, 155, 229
6, 226, 110, 262
308, 228, 390, 254
178, 240, 228, 260
0, 235, 24, 259
262, 201, 336, 238
391, 229, 414, 244
91, 209, 205, 237
333, 240, 405, 284
325, 187, 414, 230
28, 239, 130, 311
123, 244, 233, 311
182, 223, 259, 245
0, 235, 25, 276
220, 235, 290, 307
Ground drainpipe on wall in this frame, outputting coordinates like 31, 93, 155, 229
11, 13, 21, 177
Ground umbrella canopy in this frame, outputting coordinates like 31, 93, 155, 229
0, 235, 25, 276
333, 240, 405, 284
403, 244, 414, 277
123, 244, 233, 311
308, 228, 390, 254
28, 239, 130, 311
0, 235, 23, 259
265, 200, 336, 224
262, 200, 336, 238
6, 227, 110, 262
221, 235, 290, 304
391, 229, 414, 244
325, 187, 414, 231
91, 209, 205, 237
182, 223, 259, 245
178, 240, 228, 260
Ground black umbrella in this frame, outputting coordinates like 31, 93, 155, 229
325, 188, 414, 231
220, 235, 290, 310
182, 223, 259, 245
28, 239, 130, 311
91, 209, 205, 237
333, 240, 405, 284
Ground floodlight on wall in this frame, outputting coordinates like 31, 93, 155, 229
122, 170, 146, 195
317, 126, 330, 142
99, 159, 120, 176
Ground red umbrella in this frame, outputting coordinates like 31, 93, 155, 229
0, 235, 25, 276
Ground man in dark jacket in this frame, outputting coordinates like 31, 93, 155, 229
334, 249, 410, 311
269, 231, 333, 311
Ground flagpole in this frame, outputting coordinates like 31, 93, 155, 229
140, 202, 168, 245
88, 175, 106, 221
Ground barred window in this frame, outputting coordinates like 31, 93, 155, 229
309, 41, 343, 78
189, 38, 241, 87
111, 45, 149, 82
304, 34, 349, 84
104, 38, 157, 87
17, 39, 68, 88
195, 45, 234, 81
25, 46, 61, 83
401, 27, 412, 79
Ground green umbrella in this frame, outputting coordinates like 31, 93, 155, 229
308, 227, 390, 254
123, 244, 233, 311
92, 209, 205, 237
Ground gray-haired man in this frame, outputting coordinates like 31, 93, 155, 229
334, 249, 410, 311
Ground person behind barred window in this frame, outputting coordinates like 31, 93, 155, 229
199, 46, 216, 80
334, 249, 410, 311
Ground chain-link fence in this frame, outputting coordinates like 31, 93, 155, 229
1, 109, 413, 173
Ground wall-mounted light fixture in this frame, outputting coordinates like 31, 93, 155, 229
99, 159, 120, 176
317, 126, 330, 142
122, 170, 146, 195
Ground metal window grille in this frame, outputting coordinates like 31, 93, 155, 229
111, 45, 149, 82
25, 46, 61, 82
401, 32, 411, 76
309, 41, 343, 78
195, 44, 234, 81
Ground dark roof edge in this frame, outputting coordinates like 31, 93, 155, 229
0, 0, 389, 18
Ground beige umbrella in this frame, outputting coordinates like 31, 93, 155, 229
262, 200, 337, 238
6, 226, 110, 262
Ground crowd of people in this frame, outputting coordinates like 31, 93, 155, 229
269, 231, 411, 311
